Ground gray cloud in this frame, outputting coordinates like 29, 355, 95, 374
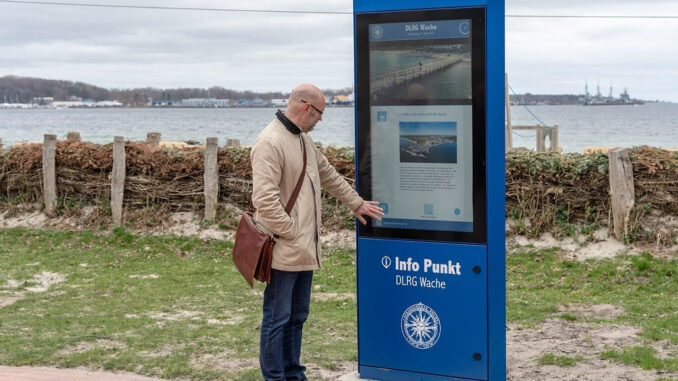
505, 1, 678, 101
0, 0, 676, 100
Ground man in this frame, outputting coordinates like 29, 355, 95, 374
251, 83, 383, 380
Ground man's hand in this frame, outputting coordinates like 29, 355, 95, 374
353, 200, 385, 225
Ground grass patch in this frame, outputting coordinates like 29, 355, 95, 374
508, 245, 677, 373
507, 247, 677, 346
538, 353, 584, 367
557, 313, 578, 321
601, 346, 678, 372
0, 229, 676, 378
0, 228, 357, 380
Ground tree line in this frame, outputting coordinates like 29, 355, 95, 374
0, 75, 353, 105
508, 93, 582, 105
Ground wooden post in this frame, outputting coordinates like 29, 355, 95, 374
225, 138, 240, 147
505, 73, 513, 152
111, 136, 126, 225
536, 126, 544, 152
609, 148, 635, 241
0, 138, 3, 150
204, 137, 219, 221
551, 125, 559, 153
42, 134, 57, 216
146, 132, 161, 147
66, 132, 81, 141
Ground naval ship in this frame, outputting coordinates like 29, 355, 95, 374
580, 82, 645, 106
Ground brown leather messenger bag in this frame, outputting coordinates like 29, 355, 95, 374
232, 137, 307, 288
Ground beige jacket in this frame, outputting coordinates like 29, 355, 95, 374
251, 117, 363, 271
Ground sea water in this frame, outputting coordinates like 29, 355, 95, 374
1, 103, 677, 153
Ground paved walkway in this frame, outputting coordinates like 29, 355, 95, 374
0, 366, 167, 381
0, 366, 363, 381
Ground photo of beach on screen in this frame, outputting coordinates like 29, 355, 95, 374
399, 121, 458, 163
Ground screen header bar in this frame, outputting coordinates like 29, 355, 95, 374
354, 0, 488, 13
369, 19, 470, 42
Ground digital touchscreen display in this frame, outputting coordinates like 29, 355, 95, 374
356, 8, 486, 243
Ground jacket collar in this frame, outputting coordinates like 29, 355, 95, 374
276, 110, 302, 135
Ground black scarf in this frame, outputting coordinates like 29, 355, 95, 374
276, 109, 302, 135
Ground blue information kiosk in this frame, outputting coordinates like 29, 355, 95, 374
353, 1, 505, 380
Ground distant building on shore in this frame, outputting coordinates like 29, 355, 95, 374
51, 100, 123, 108
237, 98, 268, 107
151, 98, 231, 107
331, 93, 354, 105
94, 101, 124, 107
32, 97, 54, 105
181, 98, 230, 107
0, 102, 37, 109
271, 98, 288, 107
151, 99, 180, 107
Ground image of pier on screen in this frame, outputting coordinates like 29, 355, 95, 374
369, 43, 471, 105
399, 121, 457, 163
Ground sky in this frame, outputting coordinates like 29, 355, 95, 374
1, 0, 677, 101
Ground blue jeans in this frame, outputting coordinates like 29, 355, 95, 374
260, 269, 313, 381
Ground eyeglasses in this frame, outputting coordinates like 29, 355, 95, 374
300, 99, 324, 116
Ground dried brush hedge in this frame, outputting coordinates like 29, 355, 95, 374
505, 150, 610, 237
0, 142, 676, 241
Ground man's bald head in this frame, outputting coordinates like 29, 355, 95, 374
284, 83, 326, 133
287, 83, 324, 108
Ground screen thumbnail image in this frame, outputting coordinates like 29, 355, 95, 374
370, 43, 471, 104
399, 121, 457, 163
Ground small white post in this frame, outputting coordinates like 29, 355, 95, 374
505, 73, 513, 152
225, 139, 241, 147
536, 126, 545, 152
551, 125, 559, 153
66, 132, 81, 141
146, 132, 161, 147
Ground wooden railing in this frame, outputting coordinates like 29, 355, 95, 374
510, 125, 560, 153
371, 56, 464, 94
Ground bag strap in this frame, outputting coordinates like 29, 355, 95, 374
284, 136, 307, 215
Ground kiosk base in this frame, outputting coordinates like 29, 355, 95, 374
357, 238, 488, 380
360, 365, 482, 381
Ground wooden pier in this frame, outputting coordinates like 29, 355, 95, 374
371, 56, 464, 95
509, 125, 559, 153
505, 73, 560, 153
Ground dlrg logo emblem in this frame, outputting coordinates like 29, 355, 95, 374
401, 302, 441, 349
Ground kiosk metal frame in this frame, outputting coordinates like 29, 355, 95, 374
353, 0, 505, 380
